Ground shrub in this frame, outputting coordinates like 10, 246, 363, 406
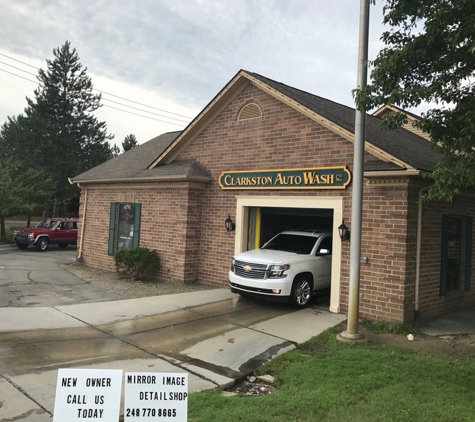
114, 247, 160, 281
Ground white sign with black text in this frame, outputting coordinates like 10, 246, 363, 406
53, 368, 123, 421
124, 372, 188, 421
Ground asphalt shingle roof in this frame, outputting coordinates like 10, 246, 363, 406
73, 131, 211, 183
247, 71, 441, 172
74, 71, 441, 183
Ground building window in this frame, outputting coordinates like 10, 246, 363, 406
440, 215, 472, 295
108, 203, 141, 255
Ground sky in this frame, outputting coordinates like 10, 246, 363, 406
0, 0, 390, 150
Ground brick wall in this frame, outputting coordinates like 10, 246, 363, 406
174, 82, 417, 322
78, 81, 475, 323
78, 185, 205, 284
417, 193, 475, 320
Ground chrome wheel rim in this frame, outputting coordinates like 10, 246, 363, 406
295, 280, 311, 305
40, 241, 47, 250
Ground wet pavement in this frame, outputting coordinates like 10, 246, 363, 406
0, 248, 124, 307
0, 249, 346, 421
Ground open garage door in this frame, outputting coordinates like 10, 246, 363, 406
247, 207, 333, 250
235, 196, 344, 314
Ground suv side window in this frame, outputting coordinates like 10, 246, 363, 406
317, 237, 332, 255
59, 222, 69, 230
70, 222, 78, 230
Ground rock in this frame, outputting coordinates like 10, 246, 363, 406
407, 334, 414, 341
257, 374, 275, 384
439, 335, 456, 341
221, 391, 238, 397
248, 376, 256, 383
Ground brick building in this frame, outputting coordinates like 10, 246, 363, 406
71, 70, 475, 323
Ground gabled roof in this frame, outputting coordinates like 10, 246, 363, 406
151, 70, 440, 173
73, 70, 441, 185
373, 104, 422, 120
71, 131, 211, 184
372, 104, 431, 142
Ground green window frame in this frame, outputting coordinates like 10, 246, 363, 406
440, 215, 472, 295
108, 202, 141, 255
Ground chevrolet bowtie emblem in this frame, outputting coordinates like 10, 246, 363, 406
243, 265, 252, 272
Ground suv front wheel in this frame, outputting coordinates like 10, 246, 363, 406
290, 276, 313, 308
36, 238, 49, 252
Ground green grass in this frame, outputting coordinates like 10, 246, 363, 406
186, 328, 475, 422
360, 317, 422, 335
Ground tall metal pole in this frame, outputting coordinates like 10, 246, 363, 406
340, 0, 370, 341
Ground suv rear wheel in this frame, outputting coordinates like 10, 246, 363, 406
36, 238, 49, 252
290, 276, 313, 308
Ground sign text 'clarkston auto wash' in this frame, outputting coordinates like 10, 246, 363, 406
218, 166, 351, 190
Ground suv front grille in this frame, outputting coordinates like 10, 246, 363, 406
233, 260, 269, 279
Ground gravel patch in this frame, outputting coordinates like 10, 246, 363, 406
63, 262, 218, 299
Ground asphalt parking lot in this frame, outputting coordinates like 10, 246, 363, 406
0, 246, 124, 307
0, 246, 346, 421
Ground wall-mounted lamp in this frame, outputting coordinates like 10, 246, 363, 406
225, 215, 235, 232
338, 220, 350, 241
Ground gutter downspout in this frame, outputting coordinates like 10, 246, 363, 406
77, 184, 87, 260
415, 184, 433, 319
68, 178, 88, 261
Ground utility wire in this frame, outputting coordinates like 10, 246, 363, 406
0, 67, 187, 127
0, 52, 37, 69
102, 105, 184, 126
101, 97, 190, 123
95, 89, 193, 119
0, 60, 37, 77
0, 52, 194, 119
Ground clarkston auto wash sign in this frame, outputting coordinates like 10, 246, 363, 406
218, 166, 351, 190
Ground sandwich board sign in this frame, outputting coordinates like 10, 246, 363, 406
53, 368, 123, 421
124, 372, 188, 421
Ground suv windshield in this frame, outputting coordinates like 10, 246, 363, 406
262, 234, 319, 255
35, 219, 59, 229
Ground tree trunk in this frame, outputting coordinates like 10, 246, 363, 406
52, 198, 59, 218
27, 215, 31, 228
0, 215, 6, 240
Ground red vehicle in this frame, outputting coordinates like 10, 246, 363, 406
13, 218, 79, 252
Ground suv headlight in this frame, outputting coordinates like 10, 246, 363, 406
231, 259, 235, 272
28, 233, 34, 240
269, 264, 290, 278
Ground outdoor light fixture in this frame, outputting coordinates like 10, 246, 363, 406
338, 220, 350, 241
225, 215, 235, 232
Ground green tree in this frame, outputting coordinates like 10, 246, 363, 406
21, 41, 116, 215
122, 134, 138, 152
355, 0, 475, 201
0, 158, 53, 240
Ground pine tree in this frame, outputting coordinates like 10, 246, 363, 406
122, 134, 138, 152
23, 41, 116, 214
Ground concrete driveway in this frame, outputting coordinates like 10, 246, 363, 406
0, 247, 346, 421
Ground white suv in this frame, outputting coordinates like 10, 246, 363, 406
229, 230, 332, 308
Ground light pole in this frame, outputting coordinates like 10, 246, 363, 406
339, 0, 370, 341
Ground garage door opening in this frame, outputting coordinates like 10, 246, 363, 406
235, 196, 344, 314
245, 206, 335, 307
247, 207, 333, 250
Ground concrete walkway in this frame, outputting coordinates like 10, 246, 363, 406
0, 289, 346, 421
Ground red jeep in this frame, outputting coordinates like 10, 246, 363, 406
13, 218, 79, 252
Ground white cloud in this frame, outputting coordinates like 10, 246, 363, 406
0, 0, 392, 148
